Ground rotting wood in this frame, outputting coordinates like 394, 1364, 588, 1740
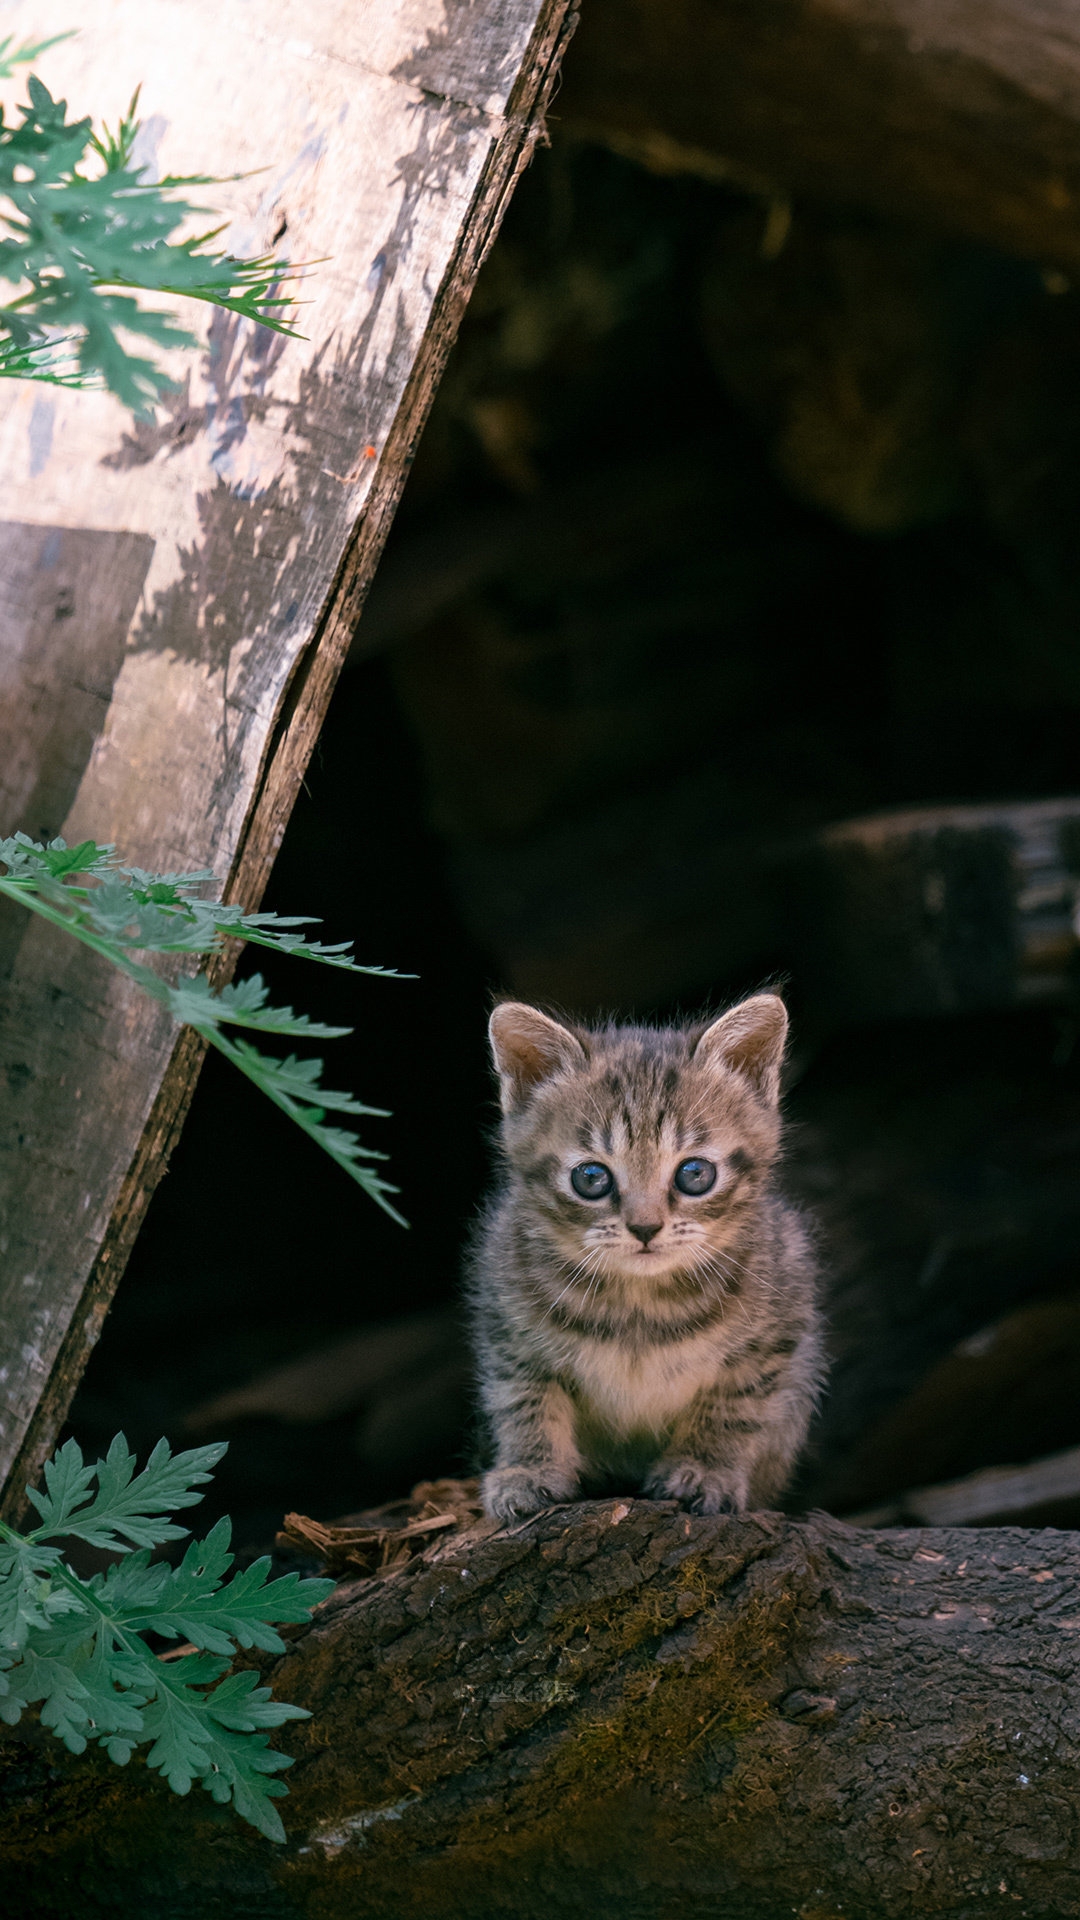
4, 1495, 1080, 1916
559, 0, 1080, 273
794, 796, 1080, 1024
0, 0, 576, 1520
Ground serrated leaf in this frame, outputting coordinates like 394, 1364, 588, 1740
0, 32, 74, 81
1, 1434, 330, 1840
28, 1434, 228, 1550
231, 1043, 386, 1117
69, 1435, 228, 1551
10, 1647, 96, 1752
0, 833, 116, 878
0, 1538, 78, 1651
0, 329, 92, 386
1, 827, 407, 1216
1, 76, 305, 411
23, 1436, 99, 1535
165, 972, 352, 1040
111, 1520, 333, 1656
200, 1668, 314, 1731
140, 1684, 216, 1793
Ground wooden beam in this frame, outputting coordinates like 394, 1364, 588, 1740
0, 0, 575, 1516
851, 1442, 1080, 1528
559, 0, 1080, 270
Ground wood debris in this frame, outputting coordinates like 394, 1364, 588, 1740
276, 1477, 484, 1578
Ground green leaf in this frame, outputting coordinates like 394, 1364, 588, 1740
29, 1631, 148, 1751
0, 834, 407, 1215
0, 329, 94, 386
140, 1657, 300, 1839
139, 1678, 218, 1793
0, 32, 74, 82
200, 1666, 316, 1732
22, 1436, 99, 1536
5, 1647, 94, 1751
165, 972, 352, 1040
4, 1436, 334, 1838
0, 833, 116, 879
27, 1434, 228, 1551
110, 1520, 334, 1655
213, 1032, 407, 1223
0, 75, 307, 412
0, 1536, 80, 1653
88, 87, 142, 174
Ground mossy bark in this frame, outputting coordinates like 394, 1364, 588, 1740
4, 1501, 1080, 1917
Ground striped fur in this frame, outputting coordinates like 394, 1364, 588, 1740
467, 995, 826, 1521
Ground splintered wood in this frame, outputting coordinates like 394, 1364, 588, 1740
277, 1478, 484, 1576
0, 0, 575, 1514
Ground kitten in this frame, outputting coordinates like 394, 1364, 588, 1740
467, 994, 825, 1521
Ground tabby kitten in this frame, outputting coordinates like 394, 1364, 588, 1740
468, 995, 824, 1521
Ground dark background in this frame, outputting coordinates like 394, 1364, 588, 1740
65, 137, 1080, 1550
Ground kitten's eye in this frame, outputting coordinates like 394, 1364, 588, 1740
674, 1158, 717, 1196
570, 1161, 614, 1200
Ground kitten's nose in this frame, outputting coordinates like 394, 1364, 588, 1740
628, 1221, 663, 1246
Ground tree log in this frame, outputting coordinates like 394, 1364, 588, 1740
5, 1500, 1080, 1916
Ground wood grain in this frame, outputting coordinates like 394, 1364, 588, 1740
0, 0, 576, 1516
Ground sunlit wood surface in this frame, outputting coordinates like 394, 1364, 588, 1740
0, 0, 574, 1510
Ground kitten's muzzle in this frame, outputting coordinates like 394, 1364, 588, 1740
627, 1220, 663, 1247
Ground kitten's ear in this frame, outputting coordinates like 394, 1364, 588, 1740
692, 994, 788, 1103
489, 1002, 586, 1112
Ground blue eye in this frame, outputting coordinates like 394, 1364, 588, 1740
674, 1158, 717, 1196
571, 1161, 614, 1200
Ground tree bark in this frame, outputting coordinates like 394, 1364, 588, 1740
4, 1500, 1080, 1916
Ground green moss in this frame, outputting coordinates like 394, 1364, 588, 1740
431, 1567, 801, 1869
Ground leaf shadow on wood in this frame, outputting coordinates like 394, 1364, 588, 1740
109, 93, 480, 817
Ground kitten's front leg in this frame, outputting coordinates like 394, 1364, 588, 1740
481, 1375, 584, 1522
644, 1456, 750, 1516
644, 1376, 810, 1515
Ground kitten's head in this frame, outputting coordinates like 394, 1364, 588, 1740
488, 996, 788, 1287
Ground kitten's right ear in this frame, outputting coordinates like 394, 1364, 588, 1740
489, 1002, 586, 1113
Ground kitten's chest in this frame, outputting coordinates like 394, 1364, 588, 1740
562, 1331, 723, 1437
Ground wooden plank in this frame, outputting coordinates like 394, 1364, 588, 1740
560, 0, 1080, 272
0, 0, 575, 1514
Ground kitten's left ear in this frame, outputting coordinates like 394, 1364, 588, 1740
692, 994, 788, 1103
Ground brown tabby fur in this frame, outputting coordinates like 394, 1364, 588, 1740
467, 995, 825, 1521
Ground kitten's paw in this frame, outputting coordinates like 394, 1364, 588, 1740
481, 1465, 575, 1523
645, 1460, 749, 1515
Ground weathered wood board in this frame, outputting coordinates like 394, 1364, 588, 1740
0, 0, 575, 1513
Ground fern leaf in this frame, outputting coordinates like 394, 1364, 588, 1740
0, 834, 408, 1215
28, 1434, 227, 1551
0, 1538, 75, 1652
114, 1521, 333, 1655
166, 972, 352, 1039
